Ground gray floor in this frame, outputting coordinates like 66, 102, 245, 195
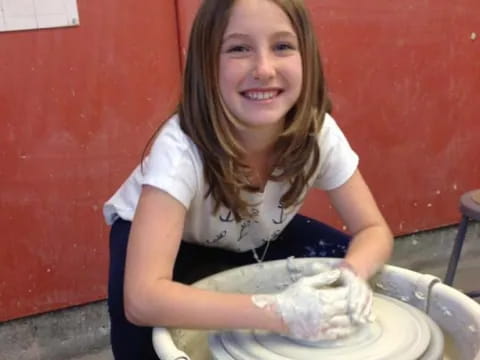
70, 349, 113, 360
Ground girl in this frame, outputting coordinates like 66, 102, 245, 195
104, 0, 393, 358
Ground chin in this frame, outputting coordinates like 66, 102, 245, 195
238, 115, 286, 128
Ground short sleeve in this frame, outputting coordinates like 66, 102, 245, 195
141, 117, 199, 209
313, 114, 359, 190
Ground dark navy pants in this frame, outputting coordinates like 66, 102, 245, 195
108, 214, 351, 359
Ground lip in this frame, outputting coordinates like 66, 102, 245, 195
240, 88, 284, 102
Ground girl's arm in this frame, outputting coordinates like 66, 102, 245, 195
123, 185, 283, 330
327, 169, 394, 280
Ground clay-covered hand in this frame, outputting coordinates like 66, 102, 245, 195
337, 263, 374, 324
286, 258, 333, 282
252, 269, 355, 341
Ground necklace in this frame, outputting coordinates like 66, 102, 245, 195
251, 240, 271, 263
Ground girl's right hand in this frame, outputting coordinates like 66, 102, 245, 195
252, 269, 355, 341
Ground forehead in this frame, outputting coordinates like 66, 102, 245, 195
224, 0, 296, 36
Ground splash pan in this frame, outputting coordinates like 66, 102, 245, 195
209, 294, 444, 360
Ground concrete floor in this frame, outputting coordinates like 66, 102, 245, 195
70, 348, 113, 360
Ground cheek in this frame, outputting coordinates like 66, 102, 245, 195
218, 61, 228, 97
287, 58, 303, 96
219, 59, 244, 93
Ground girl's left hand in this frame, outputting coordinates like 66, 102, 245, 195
337, 263, 374, 324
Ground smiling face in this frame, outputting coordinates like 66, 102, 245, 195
219, 0, 303, 133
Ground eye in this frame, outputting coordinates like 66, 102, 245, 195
274, 42, 296, 51
226, 45, 250, 53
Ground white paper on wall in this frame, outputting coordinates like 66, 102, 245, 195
0, 0, 79, 32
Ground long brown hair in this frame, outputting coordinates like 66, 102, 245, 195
148, 0, 330, 221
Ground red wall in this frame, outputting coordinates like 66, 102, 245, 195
0, 0, 181, 321
1, 0, 479, 321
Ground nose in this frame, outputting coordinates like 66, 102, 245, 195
252, 50, 276, 81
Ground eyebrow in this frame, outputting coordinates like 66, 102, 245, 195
222, 31, 297, 42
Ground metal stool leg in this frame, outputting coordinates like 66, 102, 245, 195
467, 290, 480, 298
444, 215, 469, 285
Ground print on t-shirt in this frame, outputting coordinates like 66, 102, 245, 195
219, 210, 234, 222
237, 219, 252, 242
272, 202, 286, 224
206, 230, 227, 245
205, 203, 294, 249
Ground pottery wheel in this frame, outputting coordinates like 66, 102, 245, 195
209, 294, 444, 360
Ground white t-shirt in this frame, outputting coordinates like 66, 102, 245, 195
103, 114, 358, 252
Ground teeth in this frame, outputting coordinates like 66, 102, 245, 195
244, 91, 278, 100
